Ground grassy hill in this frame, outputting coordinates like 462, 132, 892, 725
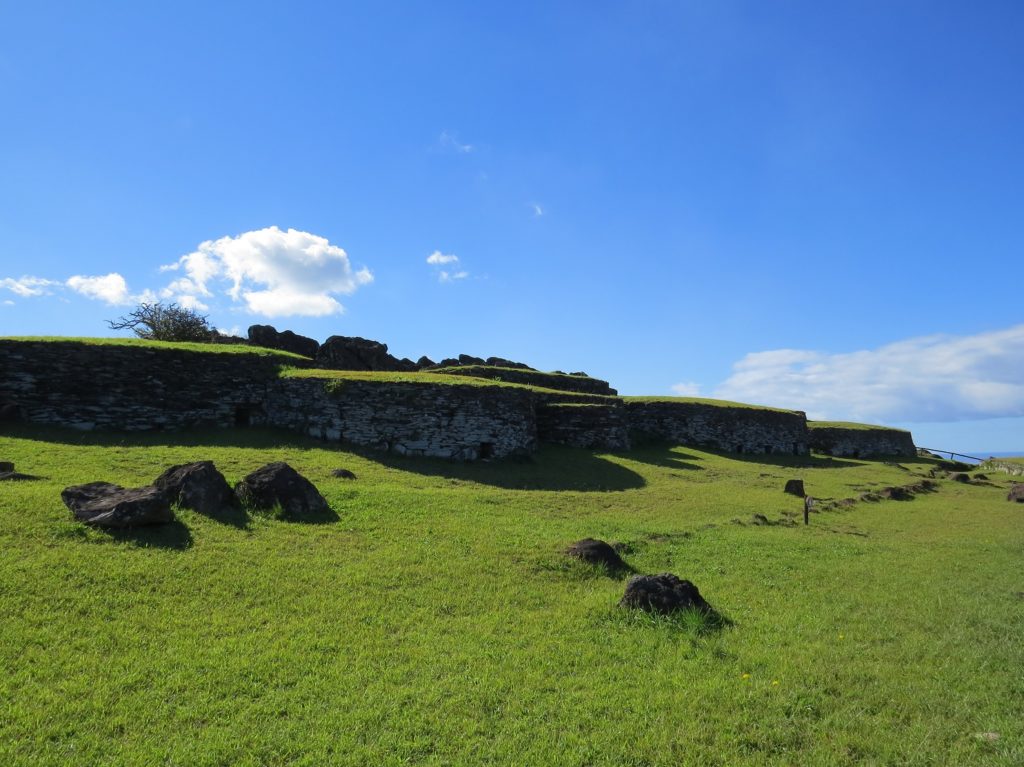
2, 425, 1021, 765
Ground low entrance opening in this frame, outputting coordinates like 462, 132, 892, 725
793, 442, 800, 456
234, 406, 252, 427
479, 442, 495, 459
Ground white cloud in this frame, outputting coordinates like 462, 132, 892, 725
162, 226, 372, 318
530, 202, 544, 217
66, 273, 132, 305
2, 300, 14, 306
438, 270, 469, 283
0, 276, 60, 297
438, 130, 473, 153
714, 324, 1024, 423
426, 251, 459, 266
670, 381, 702, 397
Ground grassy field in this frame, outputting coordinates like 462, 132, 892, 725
0, 336, 308, 360
621, 396, 797, 413
2, 426, 1022, 766
808, 421, 910, 432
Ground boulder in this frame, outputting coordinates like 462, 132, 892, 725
485, 356, 532, 370
315, 336, 416, 372
0, 461, 12, 473
1009, 484, 1024, 503
974, 473, 989, 481
619, 573, 711, 614
879, 486, 913, 501
234, 462, 331, 519
784, 479, 805, 496
247, 324, 319, 359
458, 354, 486, 366
416, 356, 436, 369
61, 482, 173, 528
154, 461, 236, 516
565, 538, 627, 569
750, 513, 771, 525
331, 468, 357, 480
949, 472, 971, 483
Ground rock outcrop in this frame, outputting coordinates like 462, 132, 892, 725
315, 336, 416, 372
247, 325, 319, 359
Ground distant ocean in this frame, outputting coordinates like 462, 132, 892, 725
956, 451, 1024, 464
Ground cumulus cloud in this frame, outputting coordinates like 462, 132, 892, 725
671, 381, 702, 397
162, 226, 372, 317
714, 324, 1024, 423
66, 273, 133, 305
0, 276, 60, 297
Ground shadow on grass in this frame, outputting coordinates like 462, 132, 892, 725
104, 520, 194, 550
0, 423, 315, 451
622, 444, 704, 471
360, 444, 647, 492
710, 448, 866, 470
192, 504, 251, 530
245, 502, 340, 525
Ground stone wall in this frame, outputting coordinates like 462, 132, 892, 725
536, 403, 630, 451
436, 365, 617, 396
808, 424, 917, 458
268, 377, 536, 460
625, 399, 810, 455
0, 340, 291, 431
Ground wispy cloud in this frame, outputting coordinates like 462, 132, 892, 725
529, 202, 544, 217
437, 130, 474, 153
714, 324, 1024, 423
426, 250, 470, 283
670, 381, 702, 397
426, 251, 459, 266
0, 276, 60, 297
1, 226, 374, 318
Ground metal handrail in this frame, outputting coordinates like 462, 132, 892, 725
919, 447, 985, 462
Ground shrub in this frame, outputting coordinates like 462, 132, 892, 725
106, 302, 215, 342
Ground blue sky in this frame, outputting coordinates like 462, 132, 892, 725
2, 1, 1022, 452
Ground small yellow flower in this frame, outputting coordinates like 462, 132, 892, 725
772, 680, 779, 686
741, 673, 751, 680
838, 633, 845, 640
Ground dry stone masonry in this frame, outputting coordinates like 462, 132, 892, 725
0, 339, 918, 461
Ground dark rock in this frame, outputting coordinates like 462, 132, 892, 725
1009, 484, 1024, 503
974, 473, 989, 481
61, 482, 173, 528
458, 354, 486, 366
878, 486, 913, 501
784, 479, 805, 496
949, 472, 971, 483
485, 356, 532, 370
331, 468, 357, 480
619, 573, 711, 614
569, 371, 588, 377
437, 357, 461, 368
415, 356, 436, 369
154, 461, 236, 516
316, 336, 416, 372
0, 402, 19, 421
0, 461, 12, 473
234, 462, 331, 519
247, 325, 319, 359
0, 470, 37, 481
565, 538, 627, 569
750, 513, 770, 525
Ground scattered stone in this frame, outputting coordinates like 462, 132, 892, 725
331, 468, 357, 480
247, 324, 320, 359
316, 336, 416, 372
415, 355, 436, 369
485, 356, 532, 370
565, 538, 627, 569
0, 470, 37, 481
234, 462, 331, 519
974, 732, 1000, 742
750, 513, 771, 525
458, 353, 486, 366
153, 461, 236, 515
0, 461, 12, 473
949, 472, 971, 483
784, 479, 805, 496
1008, 484, 1024, 503
973, 473, 988, 481
61, 482, 173, 528
619, 573, 711, 614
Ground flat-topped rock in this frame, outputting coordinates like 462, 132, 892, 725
61, 482, 173, 528
1009, 484, 1024, 503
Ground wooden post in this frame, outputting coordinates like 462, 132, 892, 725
804, 495, 813, 525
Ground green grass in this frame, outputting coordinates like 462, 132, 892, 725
1, 336, 309, 360
809, 420, 911, 432
2, 426, 1022, 766
622, 395, 798, 414
433, 364, 597, 380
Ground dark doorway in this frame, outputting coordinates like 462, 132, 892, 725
234, 406, 252, 427
479, 442, 495, 459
